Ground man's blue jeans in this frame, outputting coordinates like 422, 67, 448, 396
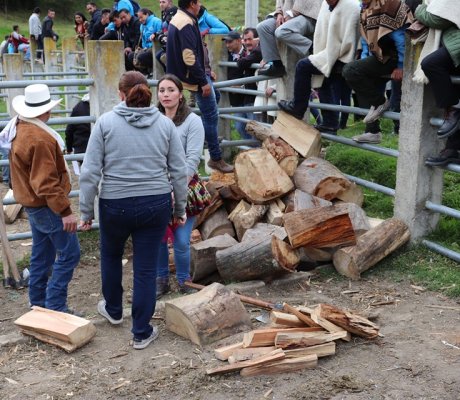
157, 215, 196, 285
99, 194, 171, 341
194, 76, 222, 161
25, 206, 80, 311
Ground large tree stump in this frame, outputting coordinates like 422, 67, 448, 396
283, 206, 356, 249
284, 190, 332, 213
199, 207, 235, 240
234, 149, 294, 204
241, 223, 287, 242
272, 111, 321, 158
262, 137, 299, 177
165, 283, 252, 346
190, 234, 238, 281
333, 218, 410, 280
216, 235, 299, 282
294, 157, 352, 201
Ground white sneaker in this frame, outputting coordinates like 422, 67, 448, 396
352, 132, 382, 144
363, 100, 390, 124
97, 300, 123, 325
133, 326, 159, 350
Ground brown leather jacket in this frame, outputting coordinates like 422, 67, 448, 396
9, 120, 72, 217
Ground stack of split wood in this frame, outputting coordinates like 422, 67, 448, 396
208, 302, 379, 377
192, 111, 410, 282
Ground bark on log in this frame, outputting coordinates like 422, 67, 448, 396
294, 157, 352, 201
283, 206, 356, 249
199, 207, 235, 240
272, 111, 321, 158
234, 149, 294, 204
284, 190, 332, 213
333, 203, 370, 237
190, 234, 238, 281
165, 283, 252, 346
262, 136, 299, 176
333, 218, 410, 280
246, 120, 278, 141
216, 235, 299, 282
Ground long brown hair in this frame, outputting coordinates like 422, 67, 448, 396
157, 74, 191, 126
119, 71, 152, 108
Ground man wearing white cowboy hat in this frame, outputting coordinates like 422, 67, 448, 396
3, 83, 80, 313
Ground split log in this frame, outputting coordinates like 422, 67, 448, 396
272, 111, 321, 158
190, 234, 238, 281
270, 311, 306, 328
3, 189, 22, 224
199, 207, 235, 240
214, 341, 244, 361
367, 217, 385, 229
228, 199, 251, 240
243, 327, 324, 348
294, 157, 352, 201
284, 342, 335, 358
298, 306, 351, 342
333, 218, 410, 280
240, 354, 317, 377
317, 303, 380, 339
14, 307, 96, 352
229, 200, 269, 240
283, 206, 356, 249
246, 120, 277, 141
334, 203, 370, 237
275, 330, 349, 349
282, 303, 319, 327
262, 136, 299, 176
164, 283, 252, 346
284, 190, 332, 213
228, 346, 276, 364
336, 181, 364, 207
206, 349, 285, 376
234, 149, 294, 204
266, 201, 284, 226
216, 235, 299, 282
241, 223, 287, 242
207, 172, 245, 201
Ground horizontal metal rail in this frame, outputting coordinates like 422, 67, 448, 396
51, 90, 89, 96
310, 102, 400, 121
8, 223, 100, 242
218, 61, 262, 70
214, 75, 270, 89
344, 174, 396, 197
422, 240, 460, 263
425, 201, 460, 220
22, 71, 88, 77
0, 78, 94, 89
221, 138, 259, 147
219, 87, 266, 96
147, 79, 159, 87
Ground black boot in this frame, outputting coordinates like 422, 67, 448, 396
156, 277, 170, 299
437, 107, 460, 139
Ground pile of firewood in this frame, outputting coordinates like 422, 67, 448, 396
191, 112, 410, 282
208, 302, 379, 377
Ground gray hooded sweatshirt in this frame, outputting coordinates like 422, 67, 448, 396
79, 102, 187, 221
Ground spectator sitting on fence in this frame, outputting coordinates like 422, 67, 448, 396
29, 7, 43, 61
413, 0, 460, 166
99, 10, 124, 40
0, 36, 9, 58
74, 12, 88, 47
155, 0, 178, 72
342, 0, 413, 144
42, 9, 59, 43
256, 0, 323, 77
198, 4, 230, 36
9, 25, 31, 61
134, 8, 162, 74
278, 0, 360, 135
86, 2, 102, 39
90, 8, 111, 40
224, 29, 263, 140
119, 8, 141, 71
65, 94, 91, 161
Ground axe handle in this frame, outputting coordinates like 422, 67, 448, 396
0, 196, 20, 282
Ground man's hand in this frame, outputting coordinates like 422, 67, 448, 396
79, 220, 92, 232
210, 71, 217, 81
149, 33, 155, 42
124, 47, 133, 55
265, 87, 275, 98
276, 14, 285, 28
201, 83, 211, 97
391, 68, 403, 81
201, 28, 210, 37
62, 214, 78, 233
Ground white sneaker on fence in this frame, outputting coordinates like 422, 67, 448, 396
363, 100, 390, 124
352, 132, 382, 144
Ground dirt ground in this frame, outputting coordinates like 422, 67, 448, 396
0, 192, 459, 399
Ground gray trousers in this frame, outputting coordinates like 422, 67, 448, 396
256, 15, 316, 62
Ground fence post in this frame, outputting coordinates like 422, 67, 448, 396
2, 54, 24, 117
394, 41, 443, 240
43, 37, 58, 73
245, 0, 259, 28
86, 40, 125, 118
62, 38, 79, 109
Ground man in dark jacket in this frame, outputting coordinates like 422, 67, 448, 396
167, 0, 233, 173
120, 8, 141, 71
65, 95, 91, 158
86, 2, 102, 39
42, 9, 58, 42
90, 8, 111, 40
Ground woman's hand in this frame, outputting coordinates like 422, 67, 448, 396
79, 220, 93, 231
173, 214, 187, 227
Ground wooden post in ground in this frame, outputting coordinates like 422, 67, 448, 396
43, 37, 58, 74
393, 40, 443, 239
3, 54, 23, 117
62, 38, 79, 110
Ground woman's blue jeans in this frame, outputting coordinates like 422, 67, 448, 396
157, 215, 196, 285
99, 194, 171, 340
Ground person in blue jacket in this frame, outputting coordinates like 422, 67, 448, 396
197, 5, 229, 36
114, 0, 134, 16
135, 8, 162, 72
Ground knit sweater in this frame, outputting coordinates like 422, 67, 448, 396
79, 102, 187, 221
292, 0, 323, 21
176, 112, 205, 177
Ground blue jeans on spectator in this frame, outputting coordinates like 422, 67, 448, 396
235, 103, 255, 140
99, 194, 171, 341
194, 76, 222, 161
0, 147, 10, 184
25, 206, 80, 311
157, 215, 196, 285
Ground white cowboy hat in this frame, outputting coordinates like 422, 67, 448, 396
12, 84, 62, 118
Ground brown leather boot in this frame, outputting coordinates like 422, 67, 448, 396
207, 158, 234, 173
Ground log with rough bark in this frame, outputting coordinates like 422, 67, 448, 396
282, 206, 356, 249
270, 311, 306, 328
272, 111, 321, 158
246, 120, 278, 141
199, 207, 235, 240
298, 306, 351, 342
317, 304, 380, 339
242, 327, 324, 348
190, 234, 238, 281
333, 218, 410, 280
240, 354, 317, 377
275, 330, 349, 349
294, 157, 352, 201
228, 346, 276, 364
333, 203, 370, 237
284, 190, 332, 213
3, 189, 22, 224
284, 342, 335, 358
216, 235, 299, 282
300, 247, 334, 262
164, 283, 252, 346
234, 149, 294, 204
262, 136, 299, 176
14, 307, 96, 352
241, 223, 287, 242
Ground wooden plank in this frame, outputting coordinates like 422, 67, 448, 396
240, 354, 317, 377
3, 189, 22, 224
308, 306, 351, 342
269, 311, 306, 328
243, 326, 324, 348
214, 341, 244, 361
282, 303, 320, 328
284, 342, 335, 358
275, 330, 349, 349
228, 346, 276, 364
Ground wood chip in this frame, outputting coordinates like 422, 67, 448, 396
108, 351, 128, 359
427, 305, 460, 312
370, 300, 396, 307
5, 377, 19, 385
264, 388, 273, 398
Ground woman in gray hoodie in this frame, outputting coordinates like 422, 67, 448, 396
79, 71, 187, 350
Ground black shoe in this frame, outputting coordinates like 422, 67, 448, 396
156, 278, 170, 299
278, 100, 304, 119
258, 63, 286, 77
314, 124, 338, 135
437, 108, 460, 139
178, 281, 197, 295
425, 148, 460, 166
